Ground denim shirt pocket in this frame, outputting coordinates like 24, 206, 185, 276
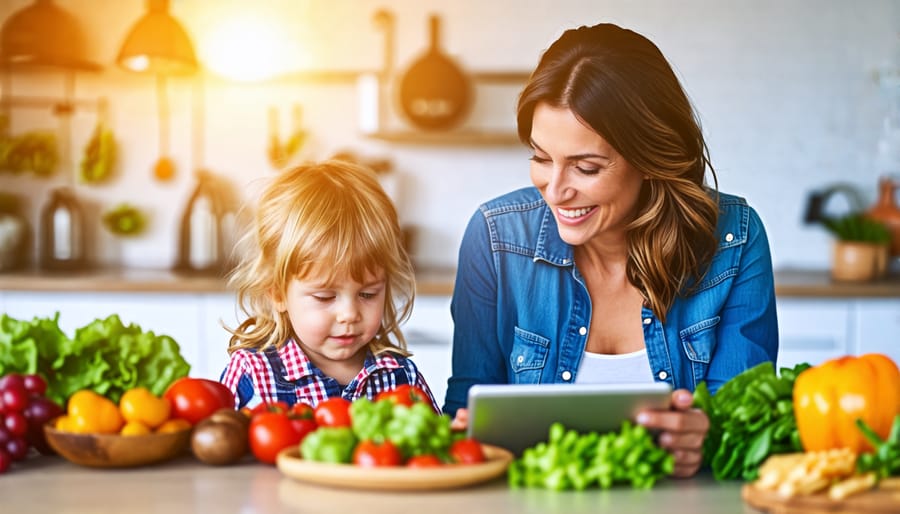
679, 316, 720, 390
509, 326, 550, 384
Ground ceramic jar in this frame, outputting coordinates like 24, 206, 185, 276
866, 177, 900, 257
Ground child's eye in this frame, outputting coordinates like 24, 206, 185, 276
312, 295, 335, 302
359, 292, 377, 300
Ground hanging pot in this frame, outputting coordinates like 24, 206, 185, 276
397, 15, 472, 131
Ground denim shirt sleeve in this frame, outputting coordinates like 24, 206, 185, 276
444, 208, 506, 415
702, 204, 779, 393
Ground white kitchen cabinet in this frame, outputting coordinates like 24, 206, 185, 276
775, 298, 852, 369
402, 295, 454, 407
853, 299, 900, 365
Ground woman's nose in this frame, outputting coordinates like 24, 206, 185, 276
543, 165, 573, 203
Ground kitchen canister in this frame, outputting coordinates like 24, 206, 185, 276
866, 176, 900, 258
175, 171, 223, 274
39, 187, 87, 272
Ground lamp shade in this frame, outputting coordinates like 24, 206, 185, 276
117, 0, 198, 75
0, 0, 100, 71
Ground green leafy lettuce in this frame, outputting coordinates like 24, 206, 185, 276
693, 361, 810, 481
0, 312, 190, 405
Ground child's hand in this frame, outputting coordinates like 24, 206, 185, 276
450, 407, 469, 431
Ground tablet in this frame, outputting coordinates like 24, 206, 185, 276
466, 382, 672, 455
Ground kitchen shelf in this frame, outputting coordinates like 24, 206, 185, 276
363, 130, 521, 146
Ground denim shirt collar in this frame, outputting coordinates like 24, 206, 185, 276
532, 203, 576, 267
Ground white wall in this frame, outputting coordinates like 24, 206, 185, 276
2, 0, 899, 270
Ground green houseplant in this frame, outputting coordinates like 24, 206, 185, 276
822, 213, 890, 282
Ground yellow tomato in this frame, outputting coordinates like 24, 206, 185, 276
54, 415, 77, 433
120, 420, 152, 436
67, 389, 124, 434
156, 418, 191, 434
119, 387, 171, 429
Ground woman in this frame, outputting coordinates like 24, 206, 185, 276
444, 23, 778, 477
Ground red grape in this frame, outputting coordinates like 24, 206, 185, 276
0, 386, 28, 413
0, 449, 10, 473
4, 412, 27, 437
5, 437, 28, 461
22, 374, 47, 396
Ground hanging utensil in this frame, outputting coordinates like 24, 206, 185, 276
153, 74, 175, 181
397, 14, 472, 131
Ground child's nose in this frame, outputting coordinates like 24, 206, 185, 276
335, 298, 361, 323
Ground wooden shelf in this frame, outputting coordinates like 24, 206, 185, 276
363, 130, 521, 146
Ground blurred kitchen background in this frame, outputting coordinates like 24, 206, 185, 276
1, 0, 899, 395
0, 0, 898, 270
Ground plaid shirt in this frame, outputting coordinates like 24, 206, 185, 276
220, 339, 440, 412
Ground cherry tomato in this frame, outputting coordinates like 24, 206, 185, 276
406, 454, 444, 468
163, 377, 235, 425
249, 401, 290, 416
248, 411, 312, 465
449, 438, 485, 464
314, 397, 352, 427
352, 439, 402, 467
289, 402, 314, 420
375, 384, 430, 407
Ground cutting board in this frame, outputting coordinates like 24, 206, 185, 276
742, 479, 900, 514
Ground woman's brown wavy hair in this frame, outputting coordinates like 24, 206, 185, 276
225, 159, 416, 355
517, 23, 719, 322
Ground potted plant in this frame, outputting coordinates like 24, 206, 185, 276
822, 213, 891, 281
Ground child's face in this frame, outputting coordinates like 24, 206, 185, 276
276, 268, 386, 373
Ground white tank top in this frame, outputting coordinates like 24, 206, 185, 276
574, 348, 655, 384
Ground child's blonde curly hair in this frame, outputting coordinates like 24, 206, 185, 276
225, 159, 415, 356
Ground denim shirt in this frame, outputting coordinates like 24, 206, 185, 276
443, 187, 778, 415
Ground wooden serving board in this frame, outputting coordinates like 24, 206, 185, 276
742, 479, 900, 514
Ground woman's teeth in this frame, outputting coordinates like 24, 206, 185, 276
559, 207, 593, 218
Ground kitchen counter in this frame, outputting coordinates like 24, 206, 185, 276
2, 267, 900, 298
0, 456, 759, 514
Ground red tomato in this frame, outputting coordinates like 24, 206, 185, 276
352, 439, 402, 467
449, 438, 485, 464
289, 402, 314, 420
163, 377, 235, 425
249, 401, 289, 416
406, 454, 444, 468
314, 397, 352, 427
249, 412, 306, 465
375, 384, 430, 407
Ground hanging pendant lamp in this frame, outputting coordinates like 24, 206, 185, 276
117, 0, 198, 76
0, 0, 100, 71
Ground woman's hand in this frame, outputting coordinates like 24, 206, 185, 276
636, 388, 709, 478
450, 407, 469, 431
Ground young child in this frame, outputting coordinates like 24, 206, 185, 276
219, 159, 440, 412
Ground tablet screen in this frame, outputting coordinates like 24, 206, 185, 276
466, 382, 672, 455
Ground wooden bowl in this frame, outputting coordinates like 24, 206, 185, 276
44, 424, 192, 468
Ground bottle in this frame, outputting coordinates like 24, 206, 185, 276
176, 172, 222, 274
39, 187, 87, 272
866, 176, 900, 258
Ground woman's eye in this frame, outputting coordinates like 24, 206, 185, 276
575, 165, 601, 175
529, 155, 550, 164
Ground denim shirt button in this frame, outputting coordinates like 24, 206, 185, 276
642, 318, 652, 325
578, 326, 587, 336
516, 355, 525, 364
657, 370, 668, 380
725, 233, 734, 242
561, 370, 572, 381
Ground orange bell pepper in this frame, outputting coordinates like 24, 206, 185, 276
794, 353, 900, 453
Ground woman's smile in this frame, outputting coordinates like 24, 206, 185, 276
556, 205, 597, 225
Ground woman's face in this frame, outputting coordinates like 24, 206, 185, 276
529, 102, 645, 247
275, 268, 386, 373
